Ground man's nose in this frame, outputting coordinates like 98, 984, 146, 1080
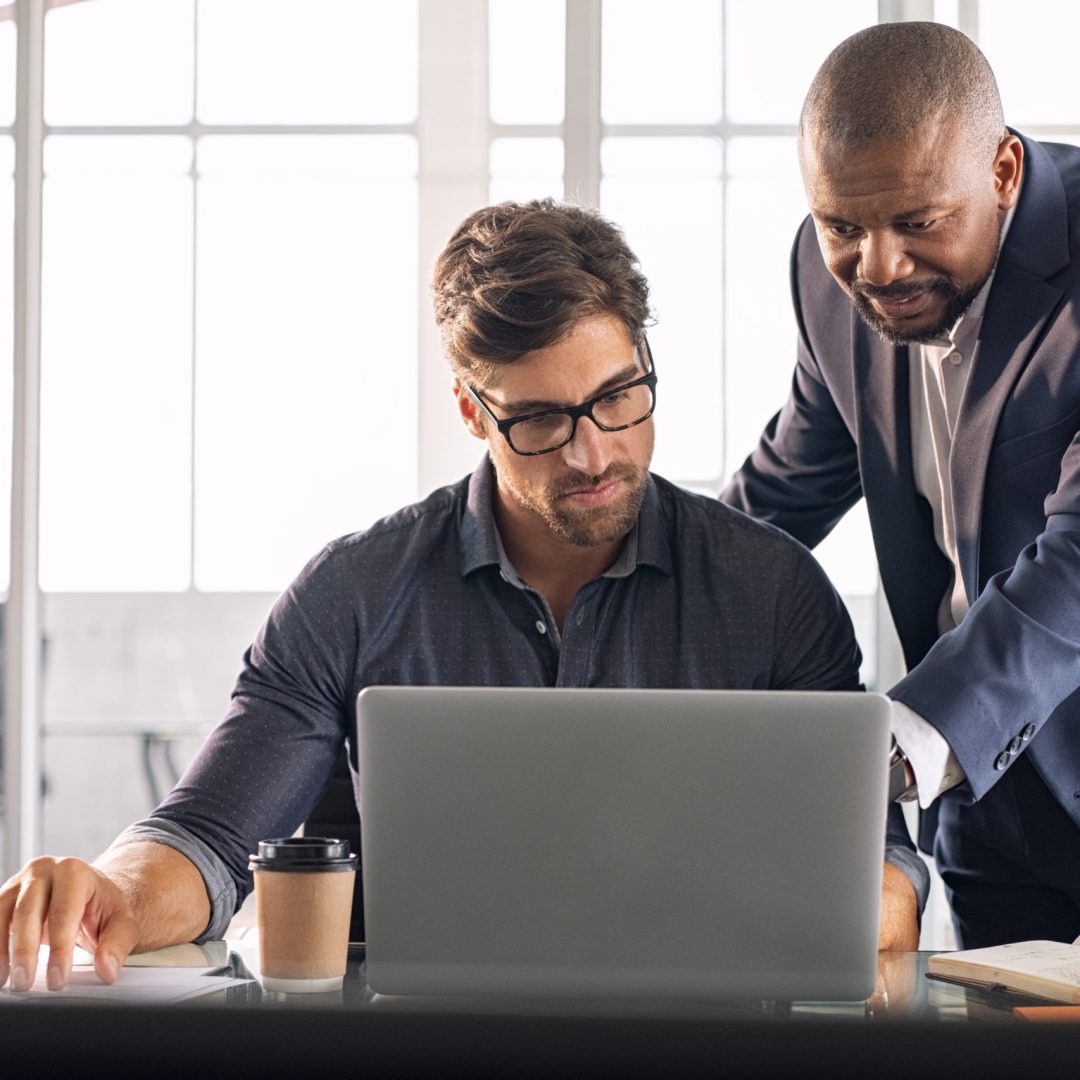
560, 415, 613, 476
858, 230, 915, 286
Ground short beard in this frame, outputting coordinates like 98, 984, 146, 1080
851, 273, 989, 345
535, 462, 649, 547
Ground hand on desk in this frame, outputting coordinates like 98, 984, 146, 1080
0, 841, 209, 991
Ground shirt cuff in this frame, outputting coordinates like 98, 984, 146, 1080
890, 700, 966, 809
107, 817, 238, 942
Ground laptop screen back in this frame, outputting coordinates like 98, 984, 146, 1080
357, 686, 889, 1002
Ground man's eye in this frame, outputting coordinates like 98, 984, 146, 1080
828, 223, 858, 237
599, 390, 630, 406
902, 220, 935, 231
519, 413, 560, 427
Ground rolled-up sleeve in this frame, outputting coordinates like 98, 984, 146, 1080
884, 803, 930, 917
109, 817, 238, 941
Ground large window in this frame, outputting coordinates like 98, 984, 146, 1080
41, 0, 419, 592
37, 0, 421, 858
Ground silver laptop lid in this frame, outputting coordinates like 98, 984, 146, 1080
357, 686, 889, 1002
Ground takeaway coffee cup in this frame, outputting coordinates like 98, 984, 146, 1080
248, 837, 358, 993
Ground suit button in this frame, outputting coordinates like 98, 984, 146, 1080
1021, 723, 1036, 742
994, 751, 1011, 771
1007, 736, 1023, 755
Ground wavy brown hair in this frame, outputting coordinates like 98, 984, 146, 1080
432, 199, 652, 382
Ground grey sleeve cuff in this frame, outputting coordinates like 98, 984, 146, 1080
108, 817, 239, 942
884, 843, 931, 920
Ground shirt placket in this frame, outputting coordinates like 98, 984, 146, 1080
554, 582, 602, 687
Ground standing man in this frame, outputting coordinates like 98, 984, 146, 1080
0, 199, 923, 992
724, 21, 1080, 947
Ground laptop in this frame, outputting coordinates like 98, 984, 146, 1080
356, 686, 890, 1003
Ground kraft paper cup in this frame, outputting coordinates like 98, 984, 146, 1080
249, 837, 358, 993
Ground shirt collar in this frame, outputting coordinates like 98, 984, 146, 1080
458, 456, 504, 577
458, 454, 673, 580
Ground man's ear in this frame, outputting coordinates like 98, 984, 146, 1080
453, 379, 488, 441
993, 133, 1023, 211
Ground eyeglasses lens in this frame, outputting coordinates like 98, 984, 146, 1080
508, 382, 653, 454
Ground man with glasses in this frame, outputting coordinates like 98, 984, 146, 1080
0, 199, 924, 992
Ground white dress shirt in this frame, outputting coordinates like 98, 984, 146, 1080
891, 203, 1017, 807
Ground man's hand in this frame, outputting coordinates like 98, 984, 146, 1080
0, 857, 139, 991
0, 842, 210, 991
877, 860, 920, 952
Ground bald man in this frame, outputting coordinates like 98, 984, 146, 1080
724, 22, 1080, 948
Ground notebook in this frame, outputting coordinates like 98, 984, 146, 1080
356, 686, 890, 1002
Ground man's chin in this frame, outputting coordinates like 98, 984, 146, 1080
851, 273, 990, 346
548, 482, 648, 547
551, 503, 637, 547
853, 297, 953, 345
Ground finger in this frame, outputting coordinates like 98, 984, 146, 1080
8, 873, 51, 991
44, 861, 98, 991
0, 879, 18, 988
92, 912, 139, 986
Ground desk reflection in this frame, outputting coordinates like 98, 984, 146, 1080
214, 941, 1037, 1023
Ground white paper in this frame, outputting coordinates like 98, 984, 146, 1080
0, 943, 250, 1003
0, 967, 248, 1004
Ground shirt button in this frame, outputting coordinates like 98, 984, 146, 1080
1021, 723, 1036, 741
1007, 736, 1023, 755
575, 609, 585, 627
994, 751, 1011, 771
535, 620, 547, 635
948, 351, 963, 365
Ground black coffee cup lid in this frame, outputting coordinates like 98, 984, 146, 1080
248, 836, 358, 872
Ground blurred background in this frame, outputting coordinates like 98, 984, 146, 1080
3, 0, 1077, 947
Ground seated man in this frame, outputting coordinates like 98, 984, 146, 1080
0, 200, 926, 992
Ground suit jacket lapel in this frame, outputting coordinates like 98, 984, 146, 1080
950, 133, 1070, 601
951, 267, 1061, 600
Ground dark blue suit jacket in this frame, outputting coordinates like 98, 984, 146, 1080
723, 133, 1080, 849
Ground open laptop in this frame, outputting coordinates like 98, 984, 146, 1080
356, 686, 890, 1003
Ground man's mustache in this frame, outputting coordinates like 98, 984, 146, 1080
852, 279, 948, 301
549, 462, 638, 498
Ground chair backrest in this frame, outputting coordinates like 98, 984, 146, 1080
303, 749, 364, 941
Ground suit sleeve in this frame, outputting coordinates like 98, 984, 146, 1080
889, 433, 1080, 800
721, 219, 864, 549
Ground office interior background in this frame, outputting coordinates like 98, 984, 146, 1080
1, 0, 1076, 949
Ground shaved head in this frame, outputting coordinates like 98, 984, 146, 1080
797, 23, 1022, 345
800, 22, 1005, 162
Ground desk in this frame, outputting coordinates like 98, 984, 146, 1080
3, 947, 1079, 1079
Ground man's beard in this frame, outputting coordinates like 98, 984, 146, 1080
517, 461, 649, 547
851, 273, 989, 345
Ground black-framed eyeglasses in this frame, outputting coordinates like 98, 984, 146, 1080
464, 338, 658, 456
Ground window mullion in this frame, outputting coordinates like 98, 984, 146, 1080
563, 0, 601, 206
416, 0, 490, 497
6, 0, 46, 873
